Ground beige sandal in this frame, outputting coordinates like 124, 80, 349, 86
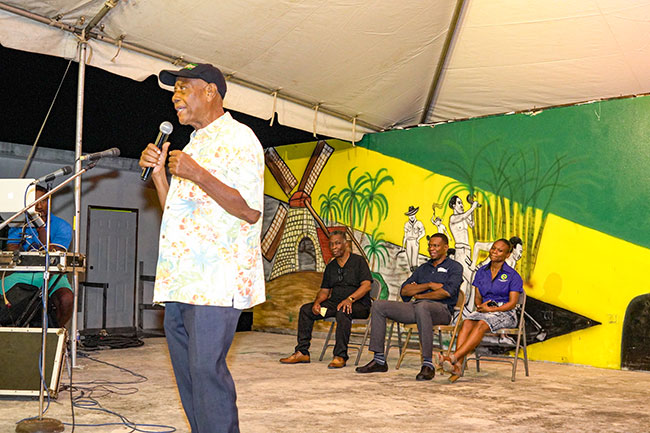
441, 355, 457, 374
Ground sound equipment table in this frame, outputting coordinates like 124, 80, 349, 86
0, 251, 86, 273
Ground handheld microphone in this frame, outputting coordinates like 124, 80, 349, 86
33, 165, 73, 184
79, 147, 121, 161
141, 121, 174, 182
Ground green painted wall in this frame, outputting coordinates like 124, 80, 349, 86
359, 96, 650, 249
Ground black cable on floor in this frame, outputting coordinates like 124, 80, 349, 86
79, 334, 145, 351
58, 351, 175, 432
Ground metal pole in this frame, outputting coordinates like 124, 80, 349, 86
37, 186, 53, 418
70, 41, 87, 368
420, 0, 468, 124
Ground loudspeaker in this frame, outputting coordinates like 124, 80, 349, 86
0, 327, 67, 398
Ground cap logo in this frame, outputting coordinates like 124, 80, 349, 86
183, 63, 198, 70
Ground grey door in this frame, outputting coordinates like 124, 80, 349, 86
84, 206, 138, 332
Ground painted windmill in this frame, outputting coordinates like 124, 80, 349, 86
262, 140, 334, 280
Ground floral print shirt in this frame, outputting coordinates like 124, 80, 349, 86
153, 112, 265, 309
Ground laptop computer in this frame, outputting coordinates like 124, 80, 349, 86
0, 178, 41, 227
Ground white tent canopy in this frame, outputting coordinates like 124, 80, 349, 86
1, 0, 649, 141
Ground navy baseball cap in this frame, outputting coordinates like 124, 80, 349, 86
159, 63, 227, 99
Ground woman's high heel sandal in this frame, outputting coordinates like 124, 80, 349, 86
441, 355, 456, 374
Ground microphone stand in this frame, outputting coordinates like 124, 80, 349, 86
12, 164, 95, 433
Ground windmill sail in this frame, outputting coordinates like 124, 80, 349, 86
297, 140, 334, 195
265, 147, 297, 197
261, 205, 288, 261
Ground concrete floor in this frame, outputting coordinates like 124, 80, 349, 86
1, 331, 649, 433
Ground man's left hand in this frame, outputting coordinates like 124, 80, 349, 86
337, 298, 353, 314
168, 150, 202, 182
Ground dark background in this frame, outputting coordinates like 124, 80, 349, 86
0, 44, 318, 159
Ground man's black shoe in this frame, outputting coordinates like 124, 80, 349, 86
416, 365, 435, 381
355, 359, 388, 374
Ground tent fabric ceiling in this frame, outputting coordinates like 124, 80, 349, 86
1, 0, 649, 141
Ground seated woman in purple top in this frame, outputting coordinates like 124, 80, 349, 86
440, 238, 524, 382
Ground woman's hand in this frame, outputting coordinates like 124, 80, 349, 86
476, 301, 496, 313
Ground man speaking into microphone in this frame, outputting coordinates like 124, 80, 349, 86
139, 63, 265, 433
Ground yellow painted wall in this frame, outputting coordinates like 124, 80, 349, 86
266, 139, 454, 255
526, 214, 650, 368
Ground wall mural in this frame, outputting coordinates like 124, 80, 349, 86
430, 144, 600, 345
255, 143, 396, 332
255, 94, 650, 370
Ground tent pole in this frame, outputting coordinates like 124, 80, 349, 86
70, 41, 87, 369
420, 0, 468, 124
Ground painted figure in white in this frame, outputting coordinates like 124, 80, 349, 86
430, 203, 449, 236
448, 195, 480, 315
402, 205, 425, 272
507, 236, 524, 269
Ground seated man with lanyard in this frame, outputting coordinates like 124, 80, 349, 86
2, 185, 74, 327
280, 230, 373, 368
356, 233, 462, 380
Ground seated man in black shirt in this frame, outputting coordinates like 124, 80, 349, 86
280, 231, 372, 368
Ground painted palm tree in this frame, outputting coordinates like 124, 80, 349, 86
363, 227, 389, 272
479, 151, 518, 239
339, 167, 369, 237
359, 168, 394, 239
318, 185, 342, 226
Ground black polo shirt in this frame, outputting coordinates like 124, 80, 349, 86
321, 253, 373, 308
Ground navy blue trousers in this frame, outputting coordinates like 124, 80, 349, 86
164, 302, 242, 433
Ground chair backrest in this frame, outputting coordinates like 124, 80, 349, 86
455, 289, 466, 310
446, 289, 466, 324
369, 279, 381, 300
516, 290, 527, 330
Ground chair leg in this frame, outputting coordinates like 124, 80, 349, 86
396, 322, 403, 355
445, 333, 454, 356
319, 322, 335, 361
385, 321, 395, 359
396, 328, 412, 370
460, 356, 467, 377
522, 330, 529, 376
434, 329, 441, 353
511, 325, 524, 381
355, 323, 371, 366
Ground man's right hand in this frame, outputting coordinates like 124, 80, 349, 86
312, 302, 322, 316
139, 142, 170, 177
